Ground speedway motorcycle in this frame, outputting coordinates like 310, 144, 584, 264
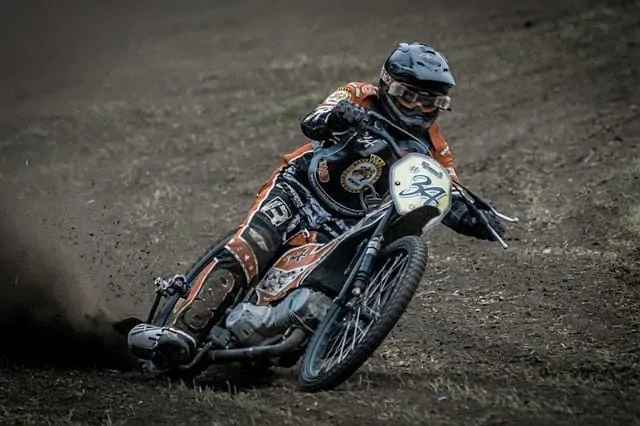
116, 110, 518, 392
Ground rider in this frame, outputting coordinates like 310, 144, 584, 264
127, 42, 506, 369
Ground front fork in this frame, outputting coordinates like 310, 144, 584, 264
335, 208, 396, 308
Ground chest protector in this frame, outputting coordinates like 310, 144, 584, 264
307, 129, 429, 217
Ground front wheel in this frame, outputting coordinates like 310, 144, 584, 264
298, 235, 428, 392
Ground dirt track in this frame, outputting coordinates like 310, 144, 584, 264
1, 0, 639, 424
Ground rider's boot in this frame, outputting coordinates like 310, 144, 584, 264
127, 267, 243, 370
128, 323, 197, 369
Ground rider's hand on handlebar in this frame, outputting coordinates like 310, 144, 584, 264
445, 197, 506, 242
328, 100, 369, 130
475, 208, 507, 242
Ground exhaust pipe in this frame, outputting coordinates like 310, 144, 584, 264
208, 328, 307, 362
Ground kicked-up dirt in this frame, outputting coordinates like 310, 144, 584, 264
0, 0, 639, 424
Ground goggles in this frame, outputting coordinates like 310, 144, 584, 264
388, 82, 452, 111
381, 68, 452, 111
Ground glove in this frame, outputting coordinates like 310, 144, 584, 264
327, 100, 368, 131
443, 196, 506, 241
475, 209, 506, 241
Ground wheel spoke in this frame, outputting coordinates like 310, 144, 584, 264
314, 250, 409, 375
364, 254, 406, 313
319, 324, 345, 371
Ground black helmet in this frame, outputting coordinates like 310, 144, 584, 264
378, 42, 456, 136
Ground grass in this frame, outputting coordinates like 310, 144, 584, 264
623, 157, 640, 236
626, 203, 640, 236
158, 380, 333, 426
254, 91, 327, 126
0, 406, 126, 426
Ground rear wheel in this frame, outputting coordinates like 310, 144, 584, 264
298, 235, 428, 392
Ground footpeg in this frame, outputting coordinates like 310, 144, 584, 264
154, 274, 189, 296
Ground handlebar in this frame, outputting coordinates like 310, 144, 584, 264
357, 110, 520, 249
361, 110, 414, 159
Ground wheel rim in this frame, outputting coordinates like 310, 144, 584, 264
311, 249, 409, 376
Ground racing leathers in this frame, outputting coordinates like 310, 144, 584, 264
127, 81, 504, 368
296, 81, 504, 238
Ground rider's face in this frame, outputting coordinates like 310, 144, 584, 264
388, 82, 451, 115
395, 96, 438, 114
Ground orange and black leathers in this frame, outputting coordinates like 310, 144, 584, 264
297, 81, 460, 218
170, 82, 491, 339
297, 81, 504, 240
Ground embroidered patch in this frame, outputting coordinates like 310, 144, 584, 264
317, 159, 330, 183
361, 84, 377, 96
340, 154, 386, 193
325, 89, 351, 104
259, 197, 292, 227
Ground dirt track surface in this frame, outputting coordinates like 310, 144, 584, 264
1, 0, 639, 424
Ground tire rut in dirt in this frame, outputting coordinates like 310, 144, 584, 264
299, 235, 428, 392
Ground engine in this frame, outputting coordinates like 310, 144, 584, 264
224, 287, 333, 347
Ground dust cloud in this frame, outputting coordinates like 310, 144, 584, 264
0, 201, 134, 369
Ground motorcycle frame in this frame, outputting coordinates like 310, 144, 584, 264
138, 110, 518, 369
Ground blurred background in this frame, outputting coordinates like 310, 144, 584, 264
0, 1, 638, 424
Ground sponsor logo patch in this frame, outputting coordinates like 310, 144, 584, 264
259, 197, 292, 227
340, 154, 385, 193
